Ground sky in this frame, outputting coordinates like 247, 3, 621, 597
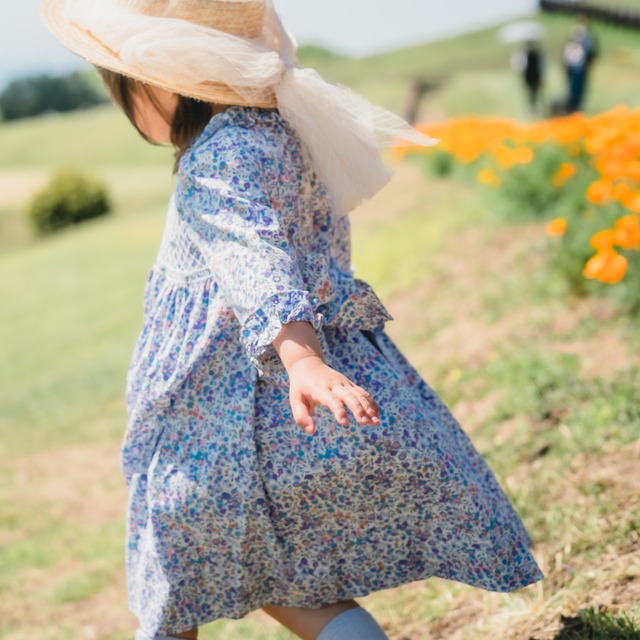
1, 0, 536, 88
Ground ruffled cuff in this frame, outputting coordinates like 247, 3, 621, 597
241, 289, 323, 377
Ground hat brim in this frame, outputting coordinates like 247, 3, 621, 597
39, 0, 278, 108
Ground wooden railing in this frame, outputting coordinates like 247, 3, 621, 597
540, 0, 640, 28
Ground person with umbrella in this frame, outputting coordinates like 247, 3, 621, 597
502, 21, 547, 117
515, 39, 545, 115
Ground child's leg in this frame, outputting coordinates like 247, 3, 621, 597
313, 607, 389, 640
263, 601, 388, 640
263, 601, 358, 640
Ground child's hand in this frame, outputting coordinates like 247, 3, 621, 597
287, 355, 380, 435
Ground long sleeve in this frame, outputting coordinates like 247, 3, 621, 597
176, 123, 322, 371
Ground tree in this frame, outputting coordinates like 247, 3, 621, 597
0, 71, 108, 121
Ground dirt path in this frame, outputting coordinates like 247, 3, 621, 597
0, 170, 48, 207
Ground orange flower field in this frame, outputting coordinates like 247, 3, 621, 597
400, 106, 640, 287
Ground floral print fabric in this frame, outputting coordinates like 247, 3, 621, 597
123, 107, 543, 637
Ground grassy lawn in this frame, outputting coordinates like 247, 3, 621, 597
1, 9, 640, 640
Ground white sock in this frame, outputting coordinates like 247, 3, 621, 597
316, 608, 389, 640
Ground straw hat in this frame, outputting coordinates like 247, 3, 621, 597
40, 0, 437, 217
40, 0, 278, 107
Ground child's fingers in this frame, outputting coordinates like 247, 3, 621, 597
290, 395, 316, 435
340, 387, 376, 424
321, 393, 350, 426
326, 385, 379, 426
346, 386, 380, 421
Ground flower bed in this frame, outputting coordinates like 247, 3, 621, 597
400, 106, 640, 308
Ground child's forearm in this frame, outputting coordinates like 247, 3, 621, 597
273, 321, 325, 373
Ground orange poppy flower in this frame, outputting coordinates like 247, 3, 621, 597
586, 180, 614, 205
551, 162, 577, 188
622, 191, 640, 214
611, 182, 634, 203
614, 214, 640, 249
513, 146, 535, 165
590, 229, 616, 250
583, 249, 628, 284
545, 217, 568, 236
477, 168, 502, 187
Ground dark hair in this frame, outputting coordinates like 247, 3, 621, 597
97, 67, 224, 170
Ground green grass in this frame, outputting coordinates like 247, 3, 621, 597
0, 207, 162, 455
49, 569, 114, 605
0, 105, 172, 168
556, 608, 640, 639
351, 180, 485, 299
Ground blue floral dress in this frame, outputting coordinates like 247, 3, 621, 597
123, 107, 543, 637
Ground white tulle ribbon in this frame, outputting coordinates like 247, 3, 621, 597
65, 0, 438, 216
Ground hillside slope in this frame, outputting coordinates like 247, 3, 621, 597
1, 11, 639, 639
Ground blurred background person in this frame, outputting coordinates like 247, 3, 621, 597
562, 13, 599, 113
502, 20, 546, 117
512, 39, 546, 116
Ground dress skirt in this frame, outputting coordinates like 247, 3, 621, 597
124, 324, 543, 636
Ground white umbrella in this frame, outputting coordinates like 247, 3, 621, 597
499, 21, 546, 44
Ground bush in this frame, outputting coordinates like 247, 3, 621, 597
28, 169, 111, 235
409, 149, 456, 178
546, 204, 622, 297
497, 144, 598, 222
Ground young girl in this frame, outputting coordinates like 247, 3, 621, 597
41, 1, 543, 638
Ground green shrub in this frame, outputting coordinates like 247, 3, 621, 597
546, 204, 623, 297
497, 144, 598, 222
619, 248, 640, 313
409, 149, 456, 178
28, 169, 111, 235
543, 201, 640, 312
